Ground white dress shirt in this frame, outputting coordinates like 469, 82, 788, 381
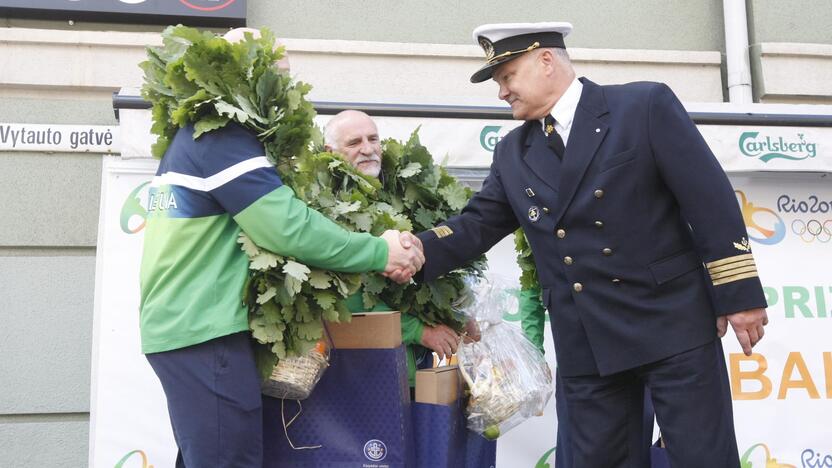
539, 77, 583, 146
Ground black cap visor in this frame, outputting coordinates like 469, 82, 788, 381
470, 54, 524, 83
470, 31, 565, 83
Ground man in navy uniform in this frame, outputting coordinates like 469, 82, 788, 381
412, 22, 769, 467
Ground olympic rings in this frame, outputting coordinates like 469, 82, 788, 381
790, 219, 832, 243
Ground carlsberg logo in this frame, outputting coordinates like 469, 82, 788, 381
739, 131, 817, 162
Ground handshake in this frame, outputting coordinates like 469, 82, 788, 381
381, 230, 425, 284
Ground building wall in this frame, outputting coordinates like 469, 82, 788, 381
746, 0, 832, 103
0, 97, 110, 466
249, 0, 727, 104
0, 1, 829, 466
747, 0, 832, 44
249, 0, 727, 51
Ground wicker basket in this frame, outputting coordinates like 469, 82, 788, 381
261, 343, 329, 400
460, 361, 522, 426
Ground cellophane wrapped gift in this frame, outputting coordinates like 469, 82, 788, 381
456, 277, 553, 440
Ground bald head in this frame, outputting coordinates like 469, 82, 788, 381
222, 27, 290, 71
222, 27, 261, 43
324, 110, 382, 178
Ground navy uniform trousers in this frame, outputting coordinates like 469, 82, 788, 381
418, 79, 766, 468
146, 332, 263, 467
555, 354, 658, 468
557, 339, 738, 468
556, 372, 656, 468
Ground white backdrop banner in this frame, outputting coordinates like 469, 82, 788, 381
89, 157, 177, 468
722, 173, 832, 468
91, 116, 831, 467
119, 108, 831, 173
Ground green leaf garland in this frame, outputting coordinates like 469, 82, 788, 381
514, 229, 539, 291
140, 25, 319, 162
142, 26, 485, 380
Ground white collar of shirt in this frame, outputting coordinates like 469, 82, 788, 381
539, 77, 583, 145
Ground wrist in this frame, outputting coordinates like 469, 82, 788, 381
374, 235, 389, 272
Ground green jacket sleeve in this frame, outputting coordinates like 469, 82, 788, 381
233, 185, 388, 272
400, 313, 425, 346
519, 285, 546, 354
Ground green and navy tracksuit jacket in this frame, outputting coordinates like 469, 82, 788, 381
139, 122, 389, 355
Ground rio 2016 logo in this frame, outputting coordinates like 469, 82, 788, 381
121, 182, 150, 235
736, 191, 786, 245
777, 194, 832, 243
740, 443, 796, 467
114, 450, 154, 468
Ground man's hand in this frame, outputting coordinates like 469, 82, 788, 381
420, 324, 461, 359
386, 231, 424, 283
381, 230, 424, 283
397, 230, 423, 251
717, 307, 769, 356
462, 318, 481, 344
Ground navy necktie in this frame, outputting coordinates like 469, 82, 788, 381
544, 114, 565, 160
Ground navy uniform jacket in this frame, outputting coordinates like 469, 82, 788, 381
418, 78, 767, 377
